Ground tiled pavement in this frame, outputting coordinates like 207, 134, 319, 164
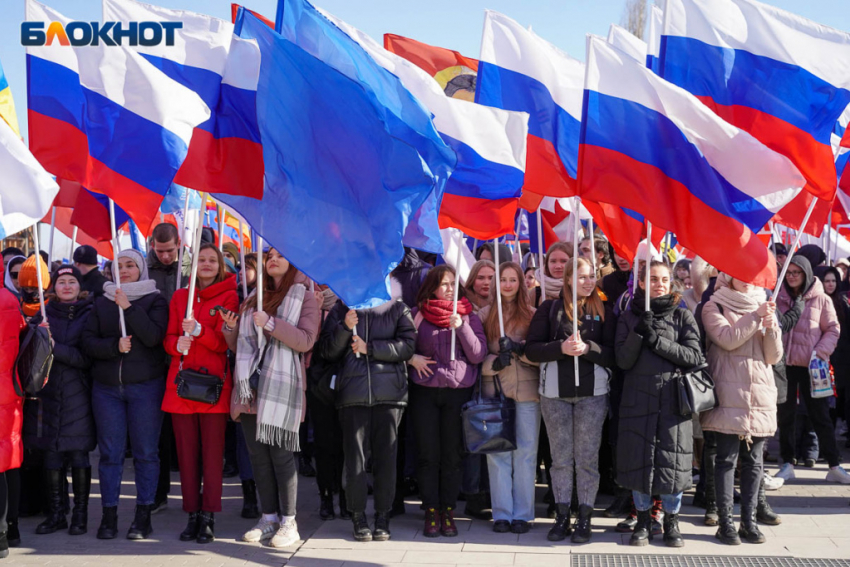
10, 442, 850, 566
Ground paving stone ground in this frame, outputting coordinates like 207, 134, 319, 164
10, 436, 850, 566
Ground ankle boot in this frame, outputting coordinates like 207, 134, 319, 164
603, 491, 631, 518
616, 495, 637, 533
662, 513, 684, 548
630, 509, 652, 546
319, 492, 335, 521
241, 480, 260, 519
97, 506, 118, 540
738, 508, 766, 544
715, 506, 741, 545
571, 504, 593, 544
69, 467, 90, 535
372, 512, 391, 541
196, 512, 215, 544
36, 469, 68, 534
339, 490, 352, 520
127, 504, 153, 540
547, 503, 572, 541
351, 512, 372, 542
704, 494, 719, 526
756, 479, 781, 525
179, 512, 200, 541
6, 521, 19, 547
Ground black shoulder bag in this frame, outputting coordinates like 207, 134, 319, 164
461, 374, 516, 454
175, 356, 224, 405
14, 318, 54, 397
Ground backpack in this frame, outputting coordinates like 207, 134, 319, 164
14, 317, 54, 397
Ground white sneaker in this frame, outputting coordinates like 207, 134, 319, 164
763, 473, 784, 491
242, 517, 279, 542
826, 465, 850, 484
270, 519, 300, 548
775, 463, 795, 481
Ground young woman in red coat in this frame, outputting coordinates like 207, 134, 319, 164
162, 243, 238, 544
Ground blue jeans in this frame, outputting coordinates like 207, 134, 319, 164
633, 491, 682, 514
235, 421, 254, 482
92, 380, 165, 507
486, 401, 541, 522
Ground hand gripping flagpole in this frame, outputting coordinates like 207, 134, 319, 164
494, 239, 505, 337
572, 197, 581, 384
108, 199, 127, 337
30, 223, 48, 322
773, 197, 818, 298
450, 241, 462, 361
176, 188, 191, 291
182, 192, 207, 355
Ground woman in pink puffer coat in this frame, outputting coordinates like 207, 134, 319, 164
701, 273, 782, 545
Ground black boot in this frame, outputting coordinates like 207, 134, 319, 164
96, 506, 118, 540
372, 512, 391, 542
571, 504, 593, 544
69, 467, 90, 536
616, 495, 637, 533
715, 506, 741, 545
738, 508, 766, 544
241, 480, 260, 519
196, 512, 215, 544
127, 504, 153, 540
319, 492, 335, 521
704, 494, 719, 526
547, 504, 572, 541
6, 521, 19, 547
339, 490, 352, 520
756, 479, 781, 525
662, 513, 684, 548
0, 532, 7, 560
351, 512, 372, 542
298, 453, 316, 477
463, 492, 491, 520
36, 469, 68, 534
630, 510, 652, 546
603, 491, 631, 518
179, 512, 200, 541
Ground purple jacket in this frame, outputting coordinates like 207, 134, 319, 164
410, 309, 488, 389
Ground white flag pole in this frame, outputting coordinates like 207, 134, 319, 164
181, 193, 207, 355
30, 224, 47, 322
47, 207, 56, 264
217, 204, 225, 252
572, 198, 580, 384
256, 235, 265, 345
108, 199, 127, 338
587, 215, 597, 276
176, 188, 191, 290
644, 221, 653, 312
70, 226, 78, 259
450, 241, 462, 361
494, 239, 505, 337
536, 211, 546, 301
238, 219, 248, 300
774, 198, 819, 298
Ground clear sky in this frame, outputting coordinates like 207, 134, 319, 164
2, 0, 850, 140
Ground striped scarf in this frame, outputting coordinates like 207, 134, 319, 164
235, 284, 305, 450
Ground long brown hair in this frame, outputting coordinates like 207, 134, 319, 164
242, 249, 298, 316
544, 242, 571, 278
416, 265, 465, 309
563, 257, 605, 323
484, 262, 534, 340
196, 243, 227, 288
638, 260, 682, 305
464, 259, 495, 301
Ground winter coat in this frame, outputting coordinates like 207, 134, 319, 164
831, 292, 850, 389
409, 308, 487, 389
601, 269, 630, 310
228, 272, 320, 419
775, 256, 840, 368
79, 267, 108, 298
0, 286, 25, 473
479, 304, 540, 402
526, 297, 616, 399
318, 299, 416, 408
700, 294, 783, 439
81, 292, 170, 387
390, 248, 431, 310
615, 294, 703, 496
24, 298, 96, 453
147, 253, 187, 304
162, 275, 238, 414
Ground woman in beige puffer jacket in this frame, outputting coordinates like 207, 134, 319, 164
701, 273, 781, 545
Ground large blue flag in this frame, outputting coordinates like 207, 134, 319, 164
216, 9, 454, 307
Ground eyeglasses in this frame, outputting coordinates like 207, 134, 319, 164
786, 270, 804, 277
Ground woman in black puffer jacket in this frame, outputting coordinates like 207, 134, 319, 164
24, 265, 95, 537
616, 261, 703, 549
317, 298, 416, 543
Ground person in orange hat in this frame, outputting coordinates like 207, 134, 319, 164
17, 254, 50, 319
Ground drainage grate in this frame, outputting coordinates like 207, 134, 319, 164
572, 555, 850, 567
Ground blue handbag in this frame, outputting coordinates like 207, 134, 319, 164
461, 374, 517, 454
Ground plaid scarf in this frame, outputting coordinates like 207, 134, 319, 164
235, 284, 305, 450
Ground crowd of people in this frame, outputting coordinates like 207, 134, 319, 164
1, 225, 849, 559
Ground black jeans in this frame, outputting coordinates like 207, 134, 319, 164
409, 384, 473, 510
240, 414, 298, 516
308, 391, 344, 496
156, 413, 174, 501
778, 366, 841, 467
339, 405, 403, 515
715, 433, 765, 514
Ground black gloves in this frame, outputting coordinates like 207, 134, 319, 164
499, 336, 525, 357
635, 311, 659, 348
491, 349, 513, 372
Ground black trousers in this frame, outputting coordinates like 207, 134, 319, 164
409, 384, 473, 510
715, 433, 765, 514
308, 391, 344, 496
339, 405, 403, 515
155, 413, 174, 501
778, 366, 841, 467
240, 414, 298, 516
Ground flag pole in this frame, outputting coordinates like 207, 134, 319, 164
70, 226, 78, 259
48, 206, 56, 264
773, 197, 818, 298
182, 193, 207, 354
108, 199, 127, 337
256, 235, 265, 346
514, 213, 522, 264
494, 238, 505, 337
217, 203, 225, 252
176, 188, 191, 290
536, 211, 546, 300
826, 203, 835, 265
587, 215, 597, 276
30, 223, 47, 322
450, 240, 462, 361
238, 219, 248, 300
645, 221, 652, 312
572, 198, 580, 383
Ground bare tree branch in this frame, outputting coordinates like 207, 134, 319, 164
620, 0, 648, 40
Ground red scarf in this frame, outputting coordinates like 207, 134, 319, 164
420, 297, 473, 328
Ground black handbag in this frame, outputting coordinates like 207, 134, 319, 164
461, 375, 517, 454
14, 320, 54, 397
175, 357, 223, 405
248, 343, 270, 392
676, 363, 717, 417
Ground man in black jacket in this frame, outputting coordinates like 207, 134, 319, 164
73, 245, 108, 297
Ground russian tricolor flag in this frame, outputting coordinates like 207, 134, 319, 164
646, 4, 663, 74
103, 0, 264, 200
476, 10, 583, 207
660, 0, 850, 204
26, 0, 210, 234
580, 37, 805, 287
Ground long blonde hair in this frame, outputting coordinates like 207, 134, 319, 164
484, 262, 534, 341
563, 257, 605, 323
